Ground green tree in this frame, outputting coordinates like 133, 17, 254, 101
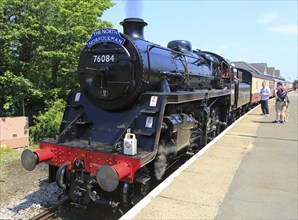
0, 71, 42, 116
30, 98, 66, 143
0, 0, 114, 119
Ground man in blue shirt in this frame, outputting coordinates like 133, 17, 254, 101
260, 81, 270, 116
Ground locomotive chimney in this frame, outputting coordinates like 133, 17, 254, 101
120, 18, 148, 39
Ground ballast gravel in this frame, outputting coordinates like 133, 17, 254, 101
0, 181, 64, 220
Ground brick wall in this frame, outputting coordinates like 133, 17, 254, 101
0, 117, 29, 148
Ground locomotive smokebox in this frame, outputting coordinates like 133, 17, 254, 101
120, 18, 148, 39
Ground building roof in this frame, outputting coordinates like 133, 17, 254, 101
234, 62, 285, 80
267, 67, 275, 76
250, 63, 268, 75
275, 70, 281, 77
232, 61, 262, 74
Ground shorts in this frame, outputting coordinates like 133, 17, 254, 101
275, 101, 286, 112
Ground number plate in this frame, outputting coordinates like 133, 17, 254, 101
93, 54, 117, 63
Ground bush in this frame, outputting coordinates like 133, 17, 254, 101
30, 99, 66, 143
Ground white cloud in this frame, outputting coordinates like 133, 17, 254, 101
257, 12, 278, 24
268, 24, 298, 35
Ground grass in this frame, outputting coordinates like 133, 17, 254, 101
0, 147, 13, 154
0, 144, 40, 177
0, 147, 22, 165
0, 145, 39, 165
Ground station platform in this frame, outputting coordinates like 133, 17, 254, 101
120, 91, 298, 220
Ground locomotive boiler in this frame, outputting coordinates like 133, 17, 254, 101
21, 18, 239, 209
79, 18, 221, 111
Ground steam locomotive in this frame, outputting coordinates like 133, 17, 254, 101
21, 18, 288, 210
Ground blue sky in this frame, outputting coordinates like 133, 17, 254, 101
101, 0, 298, 81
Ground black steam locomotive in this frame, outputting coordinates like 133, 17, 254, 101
21, 18, 255, 209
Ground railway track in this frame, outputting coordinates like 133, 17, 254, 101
28, 197, 122, 220
29, 198, 70, 220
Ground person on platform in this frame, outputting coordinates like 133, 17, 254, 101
272, 81, 288, 123
259, 81, 270, 116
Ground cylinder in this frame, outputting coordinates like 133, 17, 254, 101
34, 149, 54, 163
21, 148, 54, 171
96, 162, 130, 192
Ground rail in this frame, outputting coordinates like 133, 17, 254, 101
29, 198, 70, 220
